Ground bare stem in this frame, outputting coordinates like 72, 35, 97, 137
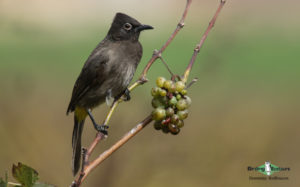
8, 182, 21, 186
85, 132, 106, 163
158, 54, 175, 77
183, 0, 226, 82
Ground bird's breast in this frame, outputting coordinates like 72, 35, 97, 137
110, 62, 136, 96
95, 41, 141, 99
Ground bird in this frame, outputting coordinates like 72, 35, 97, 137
66, 12, 153, 176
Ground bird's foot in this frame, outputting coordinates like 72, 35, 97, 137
95, 124, 109, 135
87, 109, 109, 135
123, 88, 131, 101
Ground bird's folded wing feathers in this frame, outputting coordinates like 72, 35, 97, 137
67, 52, 109, 113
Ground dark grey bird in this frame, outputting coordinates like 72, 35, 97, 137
66, 13, 153, 176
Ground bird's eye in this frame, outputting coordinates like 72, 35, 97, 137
123, 23, 132, 31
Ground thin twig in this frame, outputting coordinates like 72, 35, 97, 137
7, 182, 21, 186
85, 133, 106, 165
183, 0, 226, 83
186, 77, 198, 89
157, 52, 175, 77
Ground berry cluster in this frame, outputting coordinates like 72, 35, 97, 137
151, 77, 191, 135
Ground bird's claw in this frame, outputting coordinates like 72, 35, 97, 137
95, 124, 109, 135
123, 88, 131, 101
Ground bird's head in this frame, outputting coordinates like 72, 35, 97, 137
108, 13, 153, 41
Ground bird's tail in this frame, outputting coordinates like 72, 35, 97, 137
72, 107, 87, 176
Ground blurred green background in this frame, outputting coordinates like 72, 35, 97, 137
1, 0, 299, 186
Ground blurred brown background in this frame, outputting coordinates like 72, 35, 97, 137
0, 0, 300, 186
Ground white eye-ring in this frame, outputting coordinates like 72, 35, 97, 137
123, 23, 132, 31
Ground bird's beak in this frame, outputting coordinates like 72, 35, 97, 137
135, 24, 154, 32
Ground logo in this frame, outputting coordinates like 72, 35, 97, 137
248, 161, 290, 180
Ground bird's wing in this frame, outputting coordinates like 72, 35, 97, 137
67, 50, 109, 114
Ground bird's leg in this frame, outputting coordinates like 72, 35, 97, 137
87, 109, 109, 135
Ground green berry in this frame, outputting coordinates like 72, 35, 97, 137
177, 110, 188, 120
160, 96, 168, 104
180, 89, 187, 95
156, 77, 166, 88
163, 80, 173, 90
166, 107, 175, 117
159, 89, 167, 97
175, 81, 185, 92
168, 83, 176, 93
152, 108, 166, 121
176, 99, 188, 110
171, 114, 179, 123
151, 98, 165, 108
184, 96, 192, 107
176, 94, 182, 100
168, 96, 177, 106
176, 120, 184, 128
151, 87, 160, 97
153, 121, 162, 130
